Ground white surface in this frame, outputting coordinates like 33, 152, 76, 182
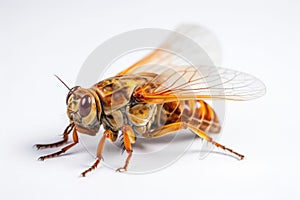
0, 0, 299, 199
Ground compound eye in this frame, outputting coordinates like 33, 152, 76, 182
79, 95, 92, 117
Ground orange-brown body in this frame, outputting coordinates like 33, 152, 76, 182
35, 25, 265, 176
89, 74, 220, 140
36, 71, 247, 177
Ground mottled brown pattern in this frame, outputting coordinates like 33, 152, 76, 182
95, 76, 151, 114
36, 72, 227, 176
165, 101, 181, 124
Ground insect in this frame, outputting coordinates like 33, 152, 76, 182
35, 25, 266, 177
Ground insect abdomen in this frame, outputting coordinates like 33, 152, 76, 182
152, 100, 220, 133
181, 100, 221, 133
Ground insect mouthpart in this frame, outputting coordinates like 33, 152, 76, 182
67, 108, 79, 122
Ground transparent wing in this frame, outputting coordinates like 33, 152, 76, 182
118, 24, 222, 76
132, 65, 266, 102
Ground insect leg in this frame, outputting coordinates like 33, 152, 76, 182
38, 126, 78, 161
81, 129, 114, 177
150, 122, 185, 137
187, 125, 244, 160
35, 123, 75, 149
146, 122, 244, 160
116, 124, 136, 172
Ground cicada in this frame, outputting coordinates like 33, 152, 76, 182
35, 25, 266, 177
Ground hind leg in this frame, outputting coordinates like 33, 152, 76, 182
150, 122, 244, 160
187, 125, 244, 159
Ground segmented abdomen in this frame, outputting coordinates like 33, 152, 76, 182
156, 100, 221, 133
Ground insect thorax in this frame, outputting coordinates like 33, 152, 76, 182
92, 75, 220, 138
93, 75, 155, 133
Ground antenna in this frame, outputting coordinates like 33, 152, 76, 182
54, 75, 71, 91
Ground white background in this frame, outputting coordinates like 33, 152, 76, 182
0, 0, 299, 199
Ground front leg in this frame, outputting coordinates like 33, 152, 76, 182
116, 124, 136, 172
38, 126, 78, 161
35, 123, 74, 149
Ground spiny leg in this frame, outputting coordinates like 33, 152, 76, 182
38, 126, 78, 161
81, 129, 114, 177
149, 122, 244, 160
116, 124, 136, 172
35, 123, 74, 149
187, 125, 244, 160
